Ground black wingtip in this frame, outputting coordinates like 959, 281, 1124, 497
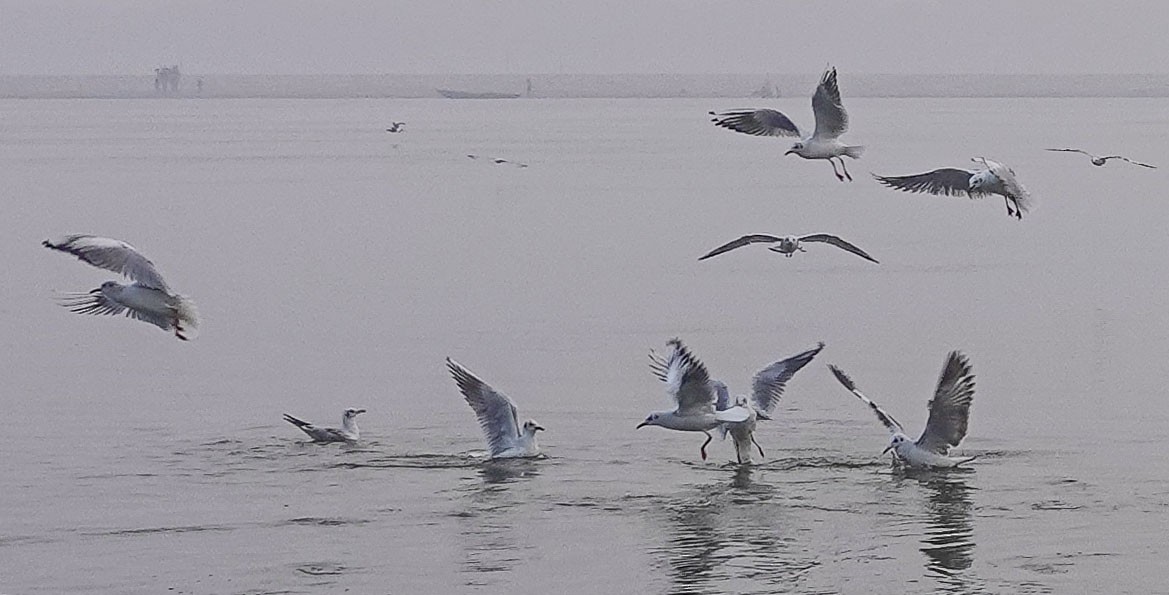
827, 364, 855, 390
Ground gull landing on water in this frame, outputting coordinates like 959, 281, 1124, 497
446, 358, 543, 459
698, 233, 878, 264
873, 157, 1034, 220
638, 339, 751, 461
43, 235, 199, 340
1045, 148, 1155, 169
283, 408, 366, 443
829, 352, 977, 469
709, 66, 863, 182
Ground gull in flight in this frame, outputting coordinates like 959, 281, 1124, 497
385, 121, 405, 133
828, 352, 977, 469
283, 408, 366, 443
637, 339, 751, 461
709, 66, 863, 182
1045, 148, 1155, 169
651, 343, 824, 464
446, 358, 543, 459
873, 157, 1034, 220
43, 235, 199, 340
698, 233, 878, 263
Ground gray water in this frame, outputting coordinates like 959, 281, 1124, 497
2, 96, 1168, 594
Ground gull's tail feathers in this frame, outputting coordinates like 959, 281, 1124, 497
173, 295, 199, 341
953, 455, 978, 467
843, 145, 864, 159
283, 414, 310, 429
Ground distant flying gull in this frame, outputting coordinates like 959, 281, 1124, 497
43, 235, 199, 340
385, 121, 405, 133
698, 233, 878, 263
446, 358, 543, 459
638, 339, 751, 461
828, 351, 977, 469
283, 408, 366, 443
873, 157, 1034, 220
651, 343, 823, 464
709, 66, 863, 182
1045, 148, 1155, 169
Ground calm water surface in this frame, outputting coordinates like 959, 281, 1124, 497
2, 96, 1168, 594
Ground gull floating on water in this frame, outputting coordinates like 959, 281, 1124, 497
385, 121, 405, 133
828, 352, 977, 469
651, 343, 823, 464
873, 157, 1034, 220
710, 66, 863, 182
43, 235, 199, 340
447, 358, 543, 458
638, 339, 751, 461
1045, 148, 1155, 169
698, 233, 878, 263
283, 408, 366, 443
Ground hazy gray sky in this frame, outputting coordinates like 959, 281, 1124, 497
3, 1, 1167, 75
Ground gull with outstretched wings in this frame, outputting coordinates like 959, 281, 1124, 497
447, 358, 544, 459
698, 233, 878, 263
1046, 148, 1155, 169
873, 157, 1033, 220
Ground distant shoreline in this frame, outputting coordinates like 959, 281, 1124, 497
2, 73, 1167, 99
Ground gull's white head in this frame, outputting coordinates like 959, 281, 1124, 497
734, 395, 749, 408
96, 280, 120, 293
785, 142, 805, 156
521, 419, 545, 436
343, 408, 366, 420
637, 411, 669, 429
882, 432, 911, 456
711, 380, 730, 402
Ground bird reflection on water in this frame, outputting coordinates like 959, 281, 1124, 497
912, 471, 980, 592
455, 459, 542, 583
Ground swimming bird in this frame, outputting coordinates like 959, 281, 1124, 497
446, 358, 543, 459
43, 235, 199, 340
638, 339, 751, 461
828, 352, 976, 469
873, 157, 1033, 220
709, 66, 863, 182
698, 233, 878, 263
653, 343, 824, 464
283, 408, 366, 443
1045, 148, 1155, 169
386, 121, 405, 133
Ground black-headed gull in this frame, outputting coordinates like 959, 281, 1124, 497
873, 157, 1034, 220
1045, 148, 1155, 168
698, 233, 878, 263
283, 408, 366, 443
446, 358, 543, 459
710, 66, 863, 182
828, 352, 977, 469
43, 235, 199, 340
385, 121, 405, 133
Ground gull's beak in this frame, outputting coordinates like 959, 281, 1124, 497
881, 444, 893, 455
89, 288, 102, 294
534, 425, 545, 432
784, 149, 795, 155
355, 409, 367, 415
636, 421, 648, 429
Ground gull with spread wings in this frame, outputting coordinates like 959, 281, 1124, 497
698, 233, 878, 263
1045, 148, 1155, 169
447, 358, 544, 459
828, 352, 977, 469
283, 408, 366, 443
709, 66, 863, 182
43, 235, 199, 340
638, 339, 751, 461
873, 157, 1034, 220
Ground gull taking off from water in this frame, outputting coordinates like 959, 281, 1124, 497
447, 358, 543, 458
652, 343, 824, 464
1045, 148, 1155, 169
638, 339, 751, 461
709, 66, 863, 182
283, 408, 366, 443
828, 352, 976, 469
873, 157, 1034, 220
43, 235, 199, 340
698, 233, 878, 263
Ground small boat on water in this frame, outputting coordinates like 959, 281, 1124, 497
437, 88, 520, 99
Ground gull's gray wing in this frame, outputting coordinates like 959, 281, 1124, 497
709, 109, 801, 138
916, 351, 976, 454
811, 67, 848, 140
43, 235, 171, 291
798, 234, 879, 264
447, 358, 521, 457
647, 349, 669, 382
1045, 148, 1093, 157
712, 380, 731, 411
1103, 155, 1156, 169
282, 414, 349, 442
662, 339, 716, 416
873, 168, 989, 198
698, 234, 784, 261
57, 290, 172, 330
750, 342, 824, 419
828, 364, 904, 434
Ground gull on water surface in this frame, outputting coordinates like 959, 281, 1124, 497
651, 343, 823, 464
283, 408, 366, 443
874, 157, 1033, 220
638, 339, 751, 461
709, 66, 863, 182
43, 235, 199, 340
828, 352, 977, 469
698, 233, 878, 263
446, 358, 543, 459
1045, 148, 1155, 169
